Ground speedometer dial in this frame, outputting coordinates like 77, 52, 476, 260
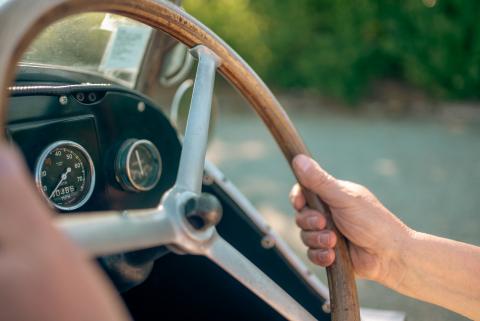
35, 141, 95, 211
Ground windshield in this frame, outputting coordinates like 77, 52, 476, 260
21, 13, 152, 88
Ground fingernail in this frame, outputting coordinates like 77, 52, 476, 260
307, 216, 318, 229
319, 233, 330, 245
294, 155, 311, 173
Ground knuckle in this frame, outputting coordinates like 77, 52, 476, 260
309, 171, 332, 191
306, 249, 318, 264
297, 167, 318, 187
325, 250, 335, 265
297, 213, 326, 231
312, 214, 326, 230
343, 181, 370, 201
302, 231, 333, 248
328, 231, 338, 247
295, 215, 304, 228
317, 231, 329, 246
301, 231, 316, 247
317, 230, 335, 247
329, 232, 337, 248
300, 231, 310, 244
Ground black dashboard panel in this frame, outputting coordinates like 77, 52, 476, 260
7, 86, 181, 212
9, 115, 105, 210
6, 67, 329, 321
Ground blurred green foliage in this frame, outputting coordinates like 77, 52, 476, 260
185, 0, 480, 103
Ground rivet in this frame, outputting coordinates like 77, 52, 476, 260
137, 101, 146, 112
322, 302, 331, 313
261, 235, 275, 249
202, 174, 214, 185
59, 95, 68, 105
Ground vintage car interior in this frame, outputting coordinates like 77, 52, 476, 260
0, 1, 405, 321
8, 67, 326, 321
8, 65, 335, 320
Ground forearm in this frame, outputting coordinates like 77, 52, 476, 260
389, 231, 480, 319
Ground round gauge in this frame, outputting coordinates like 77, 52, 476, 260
35, 141, 95, 211
115, 139, 162, 192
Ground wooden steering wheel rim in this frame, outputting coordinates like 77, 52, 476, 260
0, 1, 360, 320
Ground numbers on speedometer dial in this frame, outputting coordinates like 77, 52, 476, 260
35, 141, 95, 211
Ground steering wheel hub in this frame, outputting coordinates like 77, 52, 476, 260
183, 193, 223, 231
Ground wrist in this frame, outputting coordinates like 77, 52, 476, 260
376, 224, 416, 291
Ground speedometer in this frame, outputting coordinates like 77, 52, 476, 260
35, 140, 95, 211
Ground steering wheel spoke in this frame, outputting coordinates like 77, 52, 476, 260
57, 207, 175, 256
203, 233, 317, 321
174, 46, 220, 195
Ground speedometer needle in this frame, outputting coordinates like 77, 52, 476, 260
135, 150, 145, 176
49, 167, 71, 199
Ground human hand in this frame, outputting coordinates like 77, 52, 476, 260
290, 155, 412, 286
0, 143, 130, 321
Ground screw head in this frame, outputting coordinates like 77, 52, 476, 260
59, 95, 68, 105
202, 174, 214, 185
261, 235, 275, 249
322, 302, 331, 313
137, 102, 146, 112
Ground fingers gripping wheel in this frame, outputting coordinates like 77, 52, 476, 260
184, 193, 223, 231
0, 1, 360, 321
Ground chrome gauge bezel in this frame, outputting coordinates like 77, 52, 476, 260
115, 139, 163, 192
35, 140, 96, 211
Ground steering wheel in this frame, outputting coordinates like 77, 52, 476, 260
0, 1, 359, 320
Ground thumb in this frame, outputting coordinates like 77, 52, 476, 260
292, 154, 344, 204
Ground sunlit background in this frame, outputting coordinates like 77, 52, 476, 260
184, 1, 480, 320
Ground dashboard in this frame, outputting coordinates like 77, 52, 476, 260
7, 79, 181, 214
5, 66, 330, 321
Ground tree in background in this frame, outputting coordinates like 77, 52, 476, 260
185, 0, 480, 104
